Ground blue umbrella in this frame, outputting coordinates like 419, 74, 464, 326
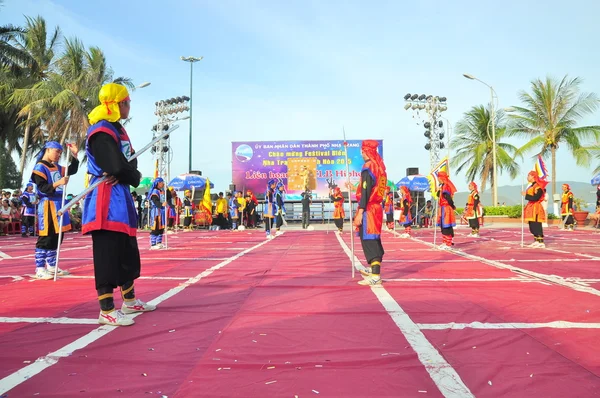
592, 173, 600, 185
168, 174, 214, 191
396, 175, 430, 192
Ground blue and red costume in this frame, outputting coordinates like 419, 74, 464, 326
83, 120, 138, 237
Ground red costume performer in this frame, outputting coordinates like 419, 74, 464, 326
331, 187, 345, 232
464, 181, 482, 237
383, 187, 394, 230
523, 171, 547, 247
354, 140, 387, 285
560, 183, 574, 231
399, 185, 413, 237
436, 171, 457, 249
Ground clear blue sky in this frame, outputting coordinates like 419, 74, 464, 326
3, 0, 600, 196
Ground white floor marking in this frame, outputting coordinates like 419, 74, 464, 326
0, 317, 97, 325
0, 238, 273, 395
383, 277, 538, 283
410, 238, 600, 298
418, 321, 600, 330
336, 233, 474, 398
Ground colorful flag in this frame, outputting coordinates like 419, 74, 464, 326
153, 159, 159, 179
427, 157, 449, 199
201, 178, 213, 225
534, 155, 548, 180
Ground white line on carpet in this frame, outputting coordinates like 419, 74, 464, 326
0, 317, 97, 325
411, 237, 600, 298
0, 237, 273, 395
383, 277, 538, 283
336, 233, 474, 398
417, 321, 600, 330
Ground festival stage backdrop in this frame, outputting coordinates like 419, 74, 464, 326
231, 140, 384, 200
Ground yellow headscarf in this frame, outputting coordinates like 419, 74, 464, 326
88, 83, 130, 125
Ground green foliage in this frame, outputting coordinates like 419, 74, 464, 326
451, 105, 521, 193
547, 213, 559, 220
508, 75, 600, 198
482, 205, 523, 218
0, 143, 21, 188
573, 197, 587, 211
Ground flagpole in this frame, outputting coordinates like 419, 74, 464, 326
54, 142, 72, 282
342, 128, 355, 279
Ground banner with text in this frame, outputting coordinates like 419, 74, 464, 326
232, 140, 384, 200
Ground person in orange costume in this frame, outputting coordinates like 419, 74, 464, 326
522, 171, 548, 248
354, 140, 387, 286
398, 185, 413, 238
330, 186, 345, 232
436, 171, 457, 250
465, 181, 482, 237
560, 183, 575, 231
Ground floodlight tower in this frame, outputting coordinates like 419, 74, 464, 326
403, 94, 448, 170
151, 96, 191, 182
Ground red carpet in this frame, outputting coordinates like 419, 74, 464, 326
0, 226, 599, 397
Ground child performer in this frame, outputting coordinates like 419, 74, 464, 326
264, 180, 276, 239
561, 183, 575, 231
275, 182, 286, 234
31, 141, 79, 279
149, 177, 166, 249
465, 181, 482, 237
330, 186, 345, 232
20, 183, 38, 237
436, 171, 457, 250
383, 187, 394, 230
183, 190, 193, 230
522, 171, 547, 247
399, 186, 413, 238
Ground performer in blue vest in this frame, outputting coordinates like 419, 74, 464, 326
30, 141, 79, 280
264, 179, 276, 239
83, 82, 156, 327
20, 183, 38, 237
149, 177, 166, 249
274, 181, 286, 234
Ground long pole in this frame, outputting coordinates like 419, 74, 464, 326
342, 128, 355, 279
54, 145, 71, 281
490, 87, 498, 207
58, 125, 181, 215
188, 61, 193, 172
521, 175, 525, 247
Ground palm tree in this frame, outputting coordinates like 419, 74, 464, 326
13, 37, 134, 160
6, 16, 61, 178
507, 75, 600, 199
451, 105, 520, 193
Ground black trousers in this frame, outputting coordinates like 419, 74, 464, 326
563, 215, 574, 226
358, 226, 384, 265
333, 218, 343, 230
36, 215, 64, 250
265, 217, 273, 232
441, 227, 454, 237
276, 214, 284, 229
23, 215, 35, 233
468, 218, 480, 230
92, 230, 141, 294
216, 213, 227, 229
528, 221, 543, 239
302, 211, 310, 228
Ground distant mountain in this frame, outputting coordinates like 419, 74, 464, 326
453, 181, 597, 212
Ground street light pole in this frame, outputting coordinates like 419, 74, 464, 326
181, 56, 203, 172
463, 73, 498, 207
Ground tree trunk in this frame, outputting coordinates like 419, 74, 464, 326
18, 110, 32, 183
551, 147, 557, 200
